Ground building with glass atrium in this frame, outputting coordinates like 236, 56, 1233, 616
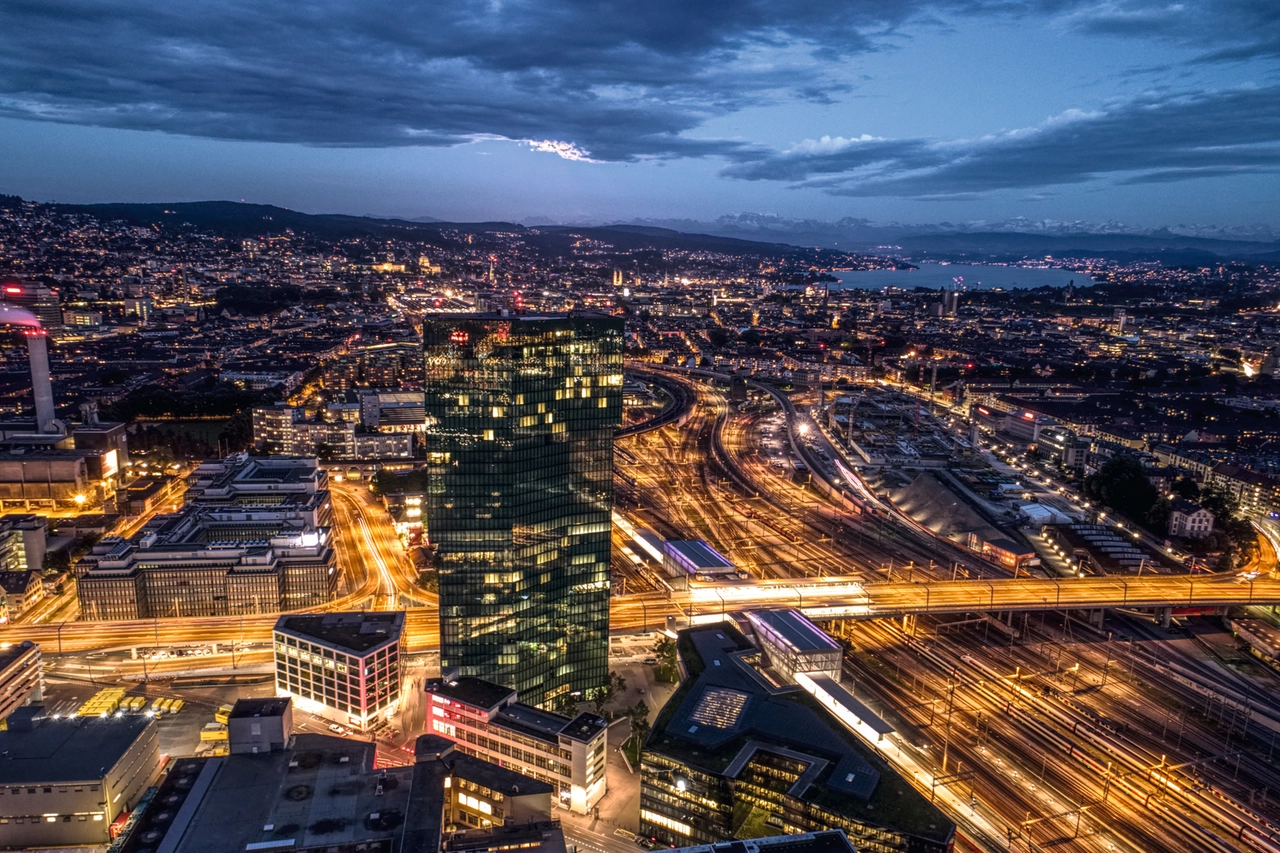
423, 313, 623, 707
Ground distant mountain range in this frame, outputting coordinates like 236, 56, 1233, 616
608, 213, 1280, 263
18, 196, 1280, 263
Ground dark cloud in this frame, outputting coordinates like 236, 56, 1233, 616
0, 0, 1016, 160
723, 87, 1280, 196
0, 0, 1273, 171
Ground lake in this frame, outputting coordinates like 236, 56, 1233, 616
831, 263, 1094, 291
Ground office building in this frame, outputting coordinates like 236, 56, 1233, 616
640, 624, 954, 853
0, 710, 160, 848
0, 280, 62, 329
120, 732, 563, 853
273, 611, 404, 731
423, 313, 623, 706
184, 455, 333, 528
0, 641, 43, 722
424, 675, 608, 814
744, 609, 842, 683
76, 503, 336, 619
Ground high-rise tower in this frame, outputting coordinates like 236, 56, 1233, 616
423, 313, 623, 706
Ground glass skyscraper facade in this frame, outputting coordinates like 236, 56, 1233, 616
423, 313, 623, 707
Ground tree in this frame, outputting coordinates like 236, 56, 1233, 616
707, 328, 731, 348
625, 700, 651, 747
1083, 455, 1158, 523
1171, 476, 1200, 501
1198, 484, 1239, 523
589, 670, 627, 715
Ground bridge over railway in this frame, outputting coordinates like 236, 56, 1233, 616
686, 573, 1280, 623
9, 573, 1278, 656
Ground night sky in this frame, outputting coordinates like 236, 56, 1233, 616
1, 0, 1277, 226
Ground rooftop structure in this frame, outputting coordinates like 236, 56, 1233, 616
668, 830, 857, 853
117, 733, 562, 853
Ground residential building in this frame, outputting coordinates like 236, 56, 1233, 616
252, 405, 414, 460
0, 571, 43, 620
640, 624, 954, 853
424, 675, 608, 815
0, 641, 43, 722
1169, 500, 1214, 538
0, 710, 160, 848
424, 313, 623, 706
273, 611, 404, 732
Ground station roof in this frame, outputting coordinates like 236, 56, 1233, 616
664, 540, 734, 570
746, 609, 840, 654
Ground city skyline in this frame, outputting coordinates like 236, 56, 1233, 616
1, 1, 1279, 226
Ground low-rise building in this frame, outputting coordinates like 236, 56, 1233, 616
1169, 500, 1214, 538
273, 611, 404, 732
0, 709, 160, 848
425, 676, 608, 814
0, 570, 43, 619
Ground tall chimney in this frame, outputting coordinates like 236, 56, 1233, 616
25, 330, 56, 434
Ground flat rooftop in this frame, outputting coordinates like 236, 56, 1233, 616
148, 734, 415, 853
229, 697, 292, 719
746, 609, 840, 654
0, 713, 154, 784
275, 612, 404, 654
426, 676, 516, 711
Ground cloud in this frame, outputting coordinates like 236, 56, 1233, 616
1049, 0, 1280, 62
527, 140, 599, 162
0, 0, 982, 160
0, 0, 1274, 172
722, 86, 1280, 196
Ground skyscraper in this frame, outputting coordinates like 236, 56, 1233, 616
423, 313, 623, 706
